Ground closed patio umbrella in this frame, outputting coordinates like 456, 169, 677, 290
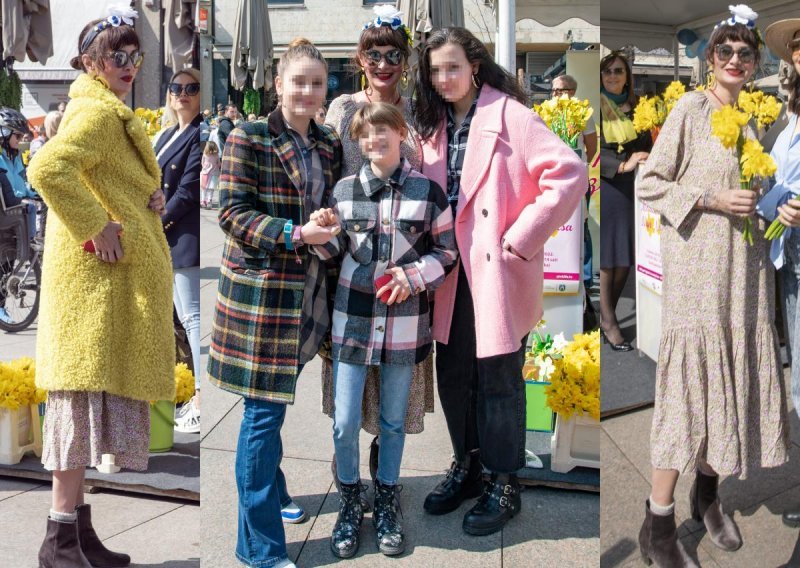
1, 0, 53, 64
230, 0, 273, 91
164, 0, 196, 73
398, 0, 463, 43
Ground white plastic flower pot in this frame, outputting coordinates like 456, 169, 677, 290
0, 404, 43, 465
550, 413, 600, 473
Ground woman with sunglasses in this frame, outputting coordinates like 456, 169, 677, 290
155, 68, 203, 434
27, 8, 175, 567
322, 5, 432, 491
598, 52, 652, 351
636, 7, 789, 565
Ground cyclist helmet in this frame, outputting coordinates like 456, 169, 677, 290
0, 108, 31, 138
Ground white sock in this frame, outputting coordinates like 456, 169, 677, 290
649, 497, 675, 516
49, 509, 77, 522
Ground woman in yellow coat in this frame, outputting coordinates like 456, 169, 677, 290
26, 8, 175, 567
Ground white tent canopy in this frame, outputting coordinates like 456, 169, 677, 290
515, 0, 599, 27
601, 0, 798, 51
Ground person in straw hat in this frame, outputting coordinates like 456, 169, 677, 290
759, 15, 800, 529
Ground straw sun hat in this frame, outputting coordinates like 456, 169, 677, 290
764, 19, 800, 64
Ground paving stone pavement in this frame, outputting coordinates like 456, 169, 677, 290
199, 207, 600, 567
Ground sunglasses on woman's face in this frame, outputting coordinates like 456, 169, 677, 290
363, 49, 403, 66
714, 44, 756, 64
107, 50, 144, 69
601, 67, 626, 77
168, 82, 201, 97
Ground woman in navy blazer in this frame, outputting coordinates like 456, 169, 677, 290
155, 68, 202, 432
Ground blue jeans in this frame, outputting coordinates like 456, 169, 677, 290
781, 231, 800, 413
174, 266, 201, 389
235, 397, 290, 567
333, 360, 413, 486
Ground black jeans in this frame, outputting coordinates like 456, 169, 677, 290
435, 265, 527, 473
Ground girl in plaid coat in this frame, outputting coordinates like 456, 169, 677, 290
312, 102, 458, 558
207, 38, 342, 568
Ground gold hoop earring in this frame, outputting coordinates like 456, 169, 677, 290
471, 73, 480, 89
92, 74, 110, 89
401, 70, 409, 90
705, 70, 716, 90
361, 72, 367, 92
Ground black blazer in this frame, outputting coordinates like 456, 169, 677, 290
156, 113, 202, 269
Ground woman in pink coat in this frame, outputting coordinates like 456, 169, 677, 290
414, 27, 587, 535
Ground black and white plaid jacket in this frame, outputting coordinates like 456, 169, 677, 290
313, 159, 457, 366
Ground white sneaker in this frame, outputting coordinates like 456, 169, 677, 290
174, 396, 200, 434
281, 500, 306, 524
273, 560, 296, 568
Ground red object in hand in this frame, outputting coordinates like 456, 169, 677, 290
374, 274, 393, 303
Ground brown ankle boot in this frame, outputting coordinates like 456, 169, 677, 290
76, 504, 131, 567
690, 470, 742, 551
638, 500, 699, 567
38, 517, 92, 568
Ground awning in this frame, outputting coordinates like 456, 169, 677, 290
601, 0, 799, 51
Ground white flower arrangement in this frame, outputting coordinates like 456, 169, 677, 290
369, 4, 403, 30
107, 3, 138, 26
725, 4, 758, 28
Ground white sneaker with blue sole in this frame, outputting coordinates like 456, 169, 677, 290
281, 500, 306, 524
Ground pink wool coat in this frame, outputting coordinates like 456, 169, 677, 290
422, 85, 587, 358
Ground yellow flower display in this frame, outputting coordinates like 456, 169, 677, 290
0, 358, 46, 410
21, 149, 30, 167
740, 138, 777, 180
541, 330, 600, 421
533, 95, 594, 149
737, 90, 781, 130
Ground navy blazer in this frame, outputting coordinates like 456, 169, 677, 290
156, 113, 202, 269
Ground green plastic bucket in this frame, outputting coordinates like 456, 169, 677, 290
149, 400, 176, 453
525, 381, 554, 433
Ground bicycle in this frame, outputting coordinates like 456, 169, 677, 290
0, 195, 45, 332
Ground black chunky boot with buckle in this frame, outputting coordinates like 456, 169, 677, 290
423, 450, 483, 515
462, 472, 521, 536
330, 481, 365, 559
373, 480, 405, 556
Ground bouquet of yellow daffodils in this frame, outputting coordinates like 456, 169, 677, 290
173, 363, 195, 404
533, 96, 594, 150
0, 358, 46, 410
134, 107, 166, 139
709, 95, 779, 244
525, 325, 600, 421
632, 81, 686, 140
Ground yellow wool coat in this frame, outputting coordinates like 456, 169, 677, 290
27, 74, 175, 402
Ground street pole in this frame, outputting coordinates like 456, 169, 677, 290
497, 0, 515, 74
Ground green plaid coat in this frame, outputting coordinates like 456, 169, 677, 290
207, 110, 342, 403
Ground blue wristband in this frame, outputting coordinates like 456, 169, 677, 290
284, 220, 294, 250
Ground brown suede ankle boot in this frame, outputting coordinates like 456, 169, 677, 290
638, 500, 699, 567
38, 517, 92, 568
690, 470, 742, 551
76, 504, 131, 567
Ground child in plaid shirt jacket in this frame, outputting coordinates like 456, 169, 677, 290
312, 102, 458, 558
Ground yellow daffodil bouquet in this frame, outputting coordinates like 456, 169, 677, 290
543, 330, 600, 421
151, 363, 195, 405
524, 324, 600, 421
134, 107, 166, 139
533, 96, 594, 150
632, 81, 686, 142
710, 94, 779, 245
0, 357, 46, 411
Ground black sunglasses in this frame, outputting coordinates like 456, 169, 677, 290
168, 82, 201, 97
714, 44, 756, 64
107, 50, 144, 69
601, 67, 626, 77
363, 49, 403, 66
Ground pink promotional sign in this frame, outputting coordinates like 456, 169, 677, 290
636, 201, 663, 294
543, 203, 582, 295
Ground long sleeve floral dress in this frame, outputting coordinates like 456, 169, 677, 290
637, 91, 788, 478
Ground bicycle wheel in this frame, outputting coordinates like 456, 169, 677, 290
0, 248, 41, 333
